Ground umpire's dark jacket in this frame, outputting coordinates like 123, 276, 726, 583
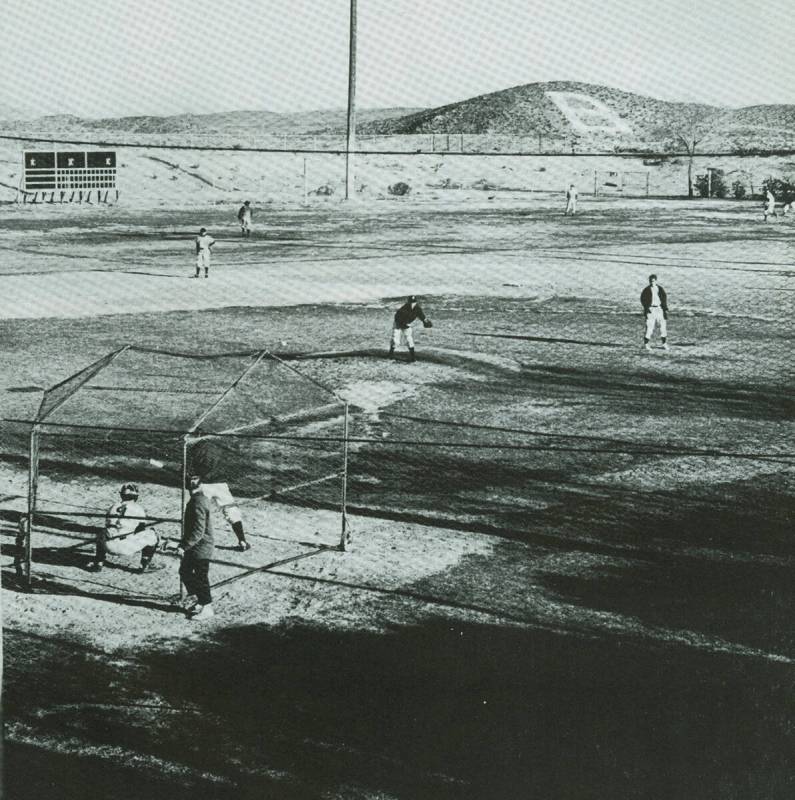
181, 490, 214, 560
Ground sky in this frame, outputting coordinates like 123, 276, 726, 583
1, 0, 793, 118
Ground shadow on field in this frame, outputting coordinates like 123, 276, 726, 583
4, 613, 792, 800
519, 363, 794, 420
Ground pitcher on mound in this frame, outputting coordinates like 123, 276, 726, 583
388, 295, 433, 362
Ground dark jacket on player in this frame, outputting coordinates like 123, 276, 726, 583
640, 285, 668, 314
187, 439, 225, 484
394, 301, 427, 329
181, 490, 214, 560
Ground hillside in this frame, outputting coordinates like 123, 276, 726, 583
1, 82, 793, 152
359, 81, 795, 152
0, 107, 423, 137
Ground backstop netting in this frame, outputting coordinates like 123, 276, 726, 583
12, 347, 349, 590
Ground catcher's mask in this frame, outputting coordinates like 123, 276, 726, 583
120, 483, 139, 499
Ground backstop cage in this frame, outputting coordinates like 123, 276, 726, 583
12, 345, 350, 590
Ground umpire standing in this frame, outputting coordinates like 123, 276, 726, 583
178, 475, 215, 621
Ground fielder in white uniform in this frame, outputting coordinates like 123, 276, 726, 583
640, 274, 669, 351
764, 190, 777, 221
237, 201, 253, 238
88, 483, 160, 572
193, 228, 216, 278
565, 184, 578, 215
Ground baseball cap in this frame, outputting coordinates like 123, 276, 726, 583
648, 274, 657, 282
199, 227, 207, 234
120, 483, 139, 497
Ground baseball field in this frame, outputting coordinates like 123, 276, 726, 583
1, 193, 793, 799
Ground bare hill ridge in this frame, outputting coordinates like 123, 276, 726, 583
1, 82, 793, 151
361, 82, 795, 151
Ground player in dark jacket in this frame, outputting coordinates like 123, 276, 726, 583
640, 274, 670, 350
178, 476, 215, 620
388, 295, 432, 362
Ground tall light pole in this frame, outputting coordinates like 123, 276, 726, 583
345, 0, 357, 200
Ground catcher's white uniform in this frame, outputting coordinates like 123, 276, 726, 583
104, 499, 156, 557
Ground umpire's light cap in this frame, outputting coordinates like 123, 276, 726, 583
120, 483, 139, 498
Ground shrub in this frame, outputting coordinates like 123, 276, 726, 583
388, 181, 411, 196
694, 169, 728, 198
761, 177, 795, 205
313, 184, 334, 196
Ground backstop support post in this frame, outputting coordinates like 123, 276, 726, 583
340, 402, 350, 550
25, 424, 40, 589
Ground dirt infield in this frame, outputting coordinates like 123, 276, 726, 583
1, 196, 793, 798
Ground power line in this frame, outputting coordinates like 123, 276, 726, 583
2, 133, 793, 159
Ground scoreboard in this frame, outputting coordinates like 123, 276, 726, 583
23, 150, 117, 191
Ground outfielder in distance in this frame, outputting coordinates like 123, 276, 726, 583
237, 200, 253, 237
193, 227, 215, 278
388, 295, 433, 362
564, 183, 578, 215
641, 274, 670, 351
763, 189, 777, 221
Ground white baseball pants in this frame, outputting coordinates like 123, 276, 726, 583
645, 307, 667, 339
391, 326, 415, 349
201, 482, 243, 524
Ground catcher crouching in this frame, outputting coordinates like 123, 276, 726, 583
389, 295, 432, 362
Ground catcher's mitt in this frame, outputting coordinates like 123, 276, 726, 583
423, 319, 433, 328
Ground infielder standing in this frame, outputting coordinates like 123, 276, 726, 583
237, 201, 253, 238
193, 227, 215, 278
389, 295, 432, 362
565, 183, 578, 215
640, 274, 669, 351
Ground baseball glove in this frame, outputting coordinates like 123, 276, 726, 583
423, 319, 433, 328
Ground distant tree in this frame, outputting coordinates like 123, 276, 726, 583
656, 107, 721, 198
760, 176, 795, 205
694, 169, 727, 198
